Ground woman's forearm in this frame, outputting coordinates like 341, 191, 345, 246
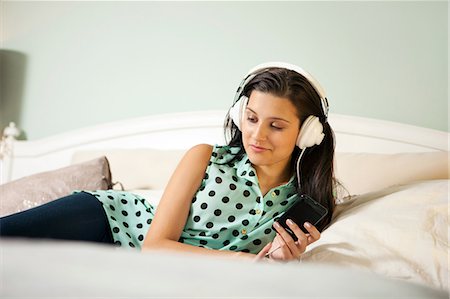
142, 238, 254, 260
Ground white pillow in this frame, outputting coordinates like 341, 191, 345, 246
72, 149, 185, 191
302, 179, 449, 291
72, 149, 449, 199
335, 151, 449, 197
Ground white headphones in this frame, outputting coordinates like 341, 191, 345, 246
229, 62, 329, 150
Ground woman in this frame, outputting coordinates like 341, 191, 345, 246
0, 62, 336, 262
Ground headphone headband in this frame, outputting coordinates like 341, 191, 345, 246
234, 62, 329, 119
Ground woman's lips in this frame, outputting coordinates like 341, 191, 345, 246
250, 145, 268, 153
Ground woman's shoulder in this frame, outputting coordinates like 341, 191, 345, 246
188, 143, 214, 153
182, 144, 214, 163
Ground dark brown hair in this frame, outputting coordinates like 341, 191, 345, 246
224, 67, 336, 231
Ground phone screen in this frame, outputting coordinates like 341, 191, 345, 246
276, 194, 328, 240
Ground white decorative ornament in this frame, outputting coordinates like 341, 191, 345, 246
0, 122, 21, 184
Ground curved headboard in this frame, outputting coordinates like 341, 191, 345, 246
2, 110, 449, 183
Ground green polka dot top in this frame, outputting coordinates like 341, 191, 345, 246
76, 145, 299, 254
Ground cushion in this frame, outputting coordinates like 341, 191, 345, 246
334, 151, 449, 197
71, 149, 185, 191
302, 179, 449, 291
0, 157, 112, 217
72, 149, 449, 198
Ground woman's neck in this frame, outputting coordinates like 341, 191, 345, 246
254, 162, 293, 196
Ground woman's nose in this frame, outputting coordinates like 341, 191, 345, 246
253, 123, 267, 141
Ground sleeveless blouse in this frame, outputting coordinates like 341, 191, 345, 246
75, 145, 299, 254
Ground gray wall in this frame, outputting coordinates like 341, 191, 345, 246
0, 1, 448, 140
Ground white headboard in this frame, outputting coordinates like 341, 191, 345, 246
1, 110, 448, 183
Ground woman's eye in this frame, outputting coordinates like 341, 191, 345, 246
247, 117, 257, 123
271, 123, 283, 130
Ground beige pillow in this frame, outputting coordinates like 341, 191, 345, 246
335, 151, 449, 197
0, 157, 112, 217
72, 149, 449, 197
72, 149, 185, 190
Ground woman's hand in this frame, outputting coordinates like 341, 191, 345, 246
263, 220, 321, 262
254, 242, 273, 261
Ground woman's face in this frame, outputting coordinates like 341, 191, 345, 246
241, 90, 300, 171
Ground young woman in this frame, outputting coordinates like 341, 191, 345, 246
0, 62, 336, 262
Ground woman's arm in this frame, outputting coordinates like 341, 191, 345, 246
142, 144, 254, 259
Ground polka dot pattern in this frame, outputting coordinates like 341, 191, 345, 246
76, 145, 298, 254
181, 145, 298, 254
74, 190, 155, 250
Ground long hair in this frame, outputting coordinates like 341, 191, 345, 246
224, 67, 336, 231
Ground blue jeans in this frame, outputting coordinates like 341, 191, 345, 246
0, 192, 114, 244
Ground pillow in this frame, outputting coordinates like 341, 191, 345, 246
0, 157, 112, 217
71, 149, 185, 191
334, 151, 449, 197
72, 150, 449, 198
71, 149, 449, 200
302, 179, 449, 291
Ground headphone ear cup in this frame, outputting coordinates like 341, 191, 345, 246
296, 116, 325, 149
229, 96, 248, 131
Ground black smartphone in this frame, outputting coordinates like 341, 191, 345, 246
275, 194, 328, 240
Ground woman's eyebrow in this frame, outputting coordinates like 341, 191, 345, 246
246, 107, 291, 123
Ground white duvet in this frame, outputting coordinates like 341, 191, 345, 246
303, 179, 449, 291
1, 180, 448, 297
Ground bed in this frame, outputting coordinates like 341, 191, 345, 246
0, 110, 448, 298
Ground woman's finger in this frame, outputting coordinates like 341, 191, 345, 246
285, 219, 309, 255
273, 221, 301, 258
274, 233, 292, 260
303, 222, 321, 245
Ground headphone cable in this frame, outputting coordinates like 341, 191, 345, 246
296, 148, 306, 192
